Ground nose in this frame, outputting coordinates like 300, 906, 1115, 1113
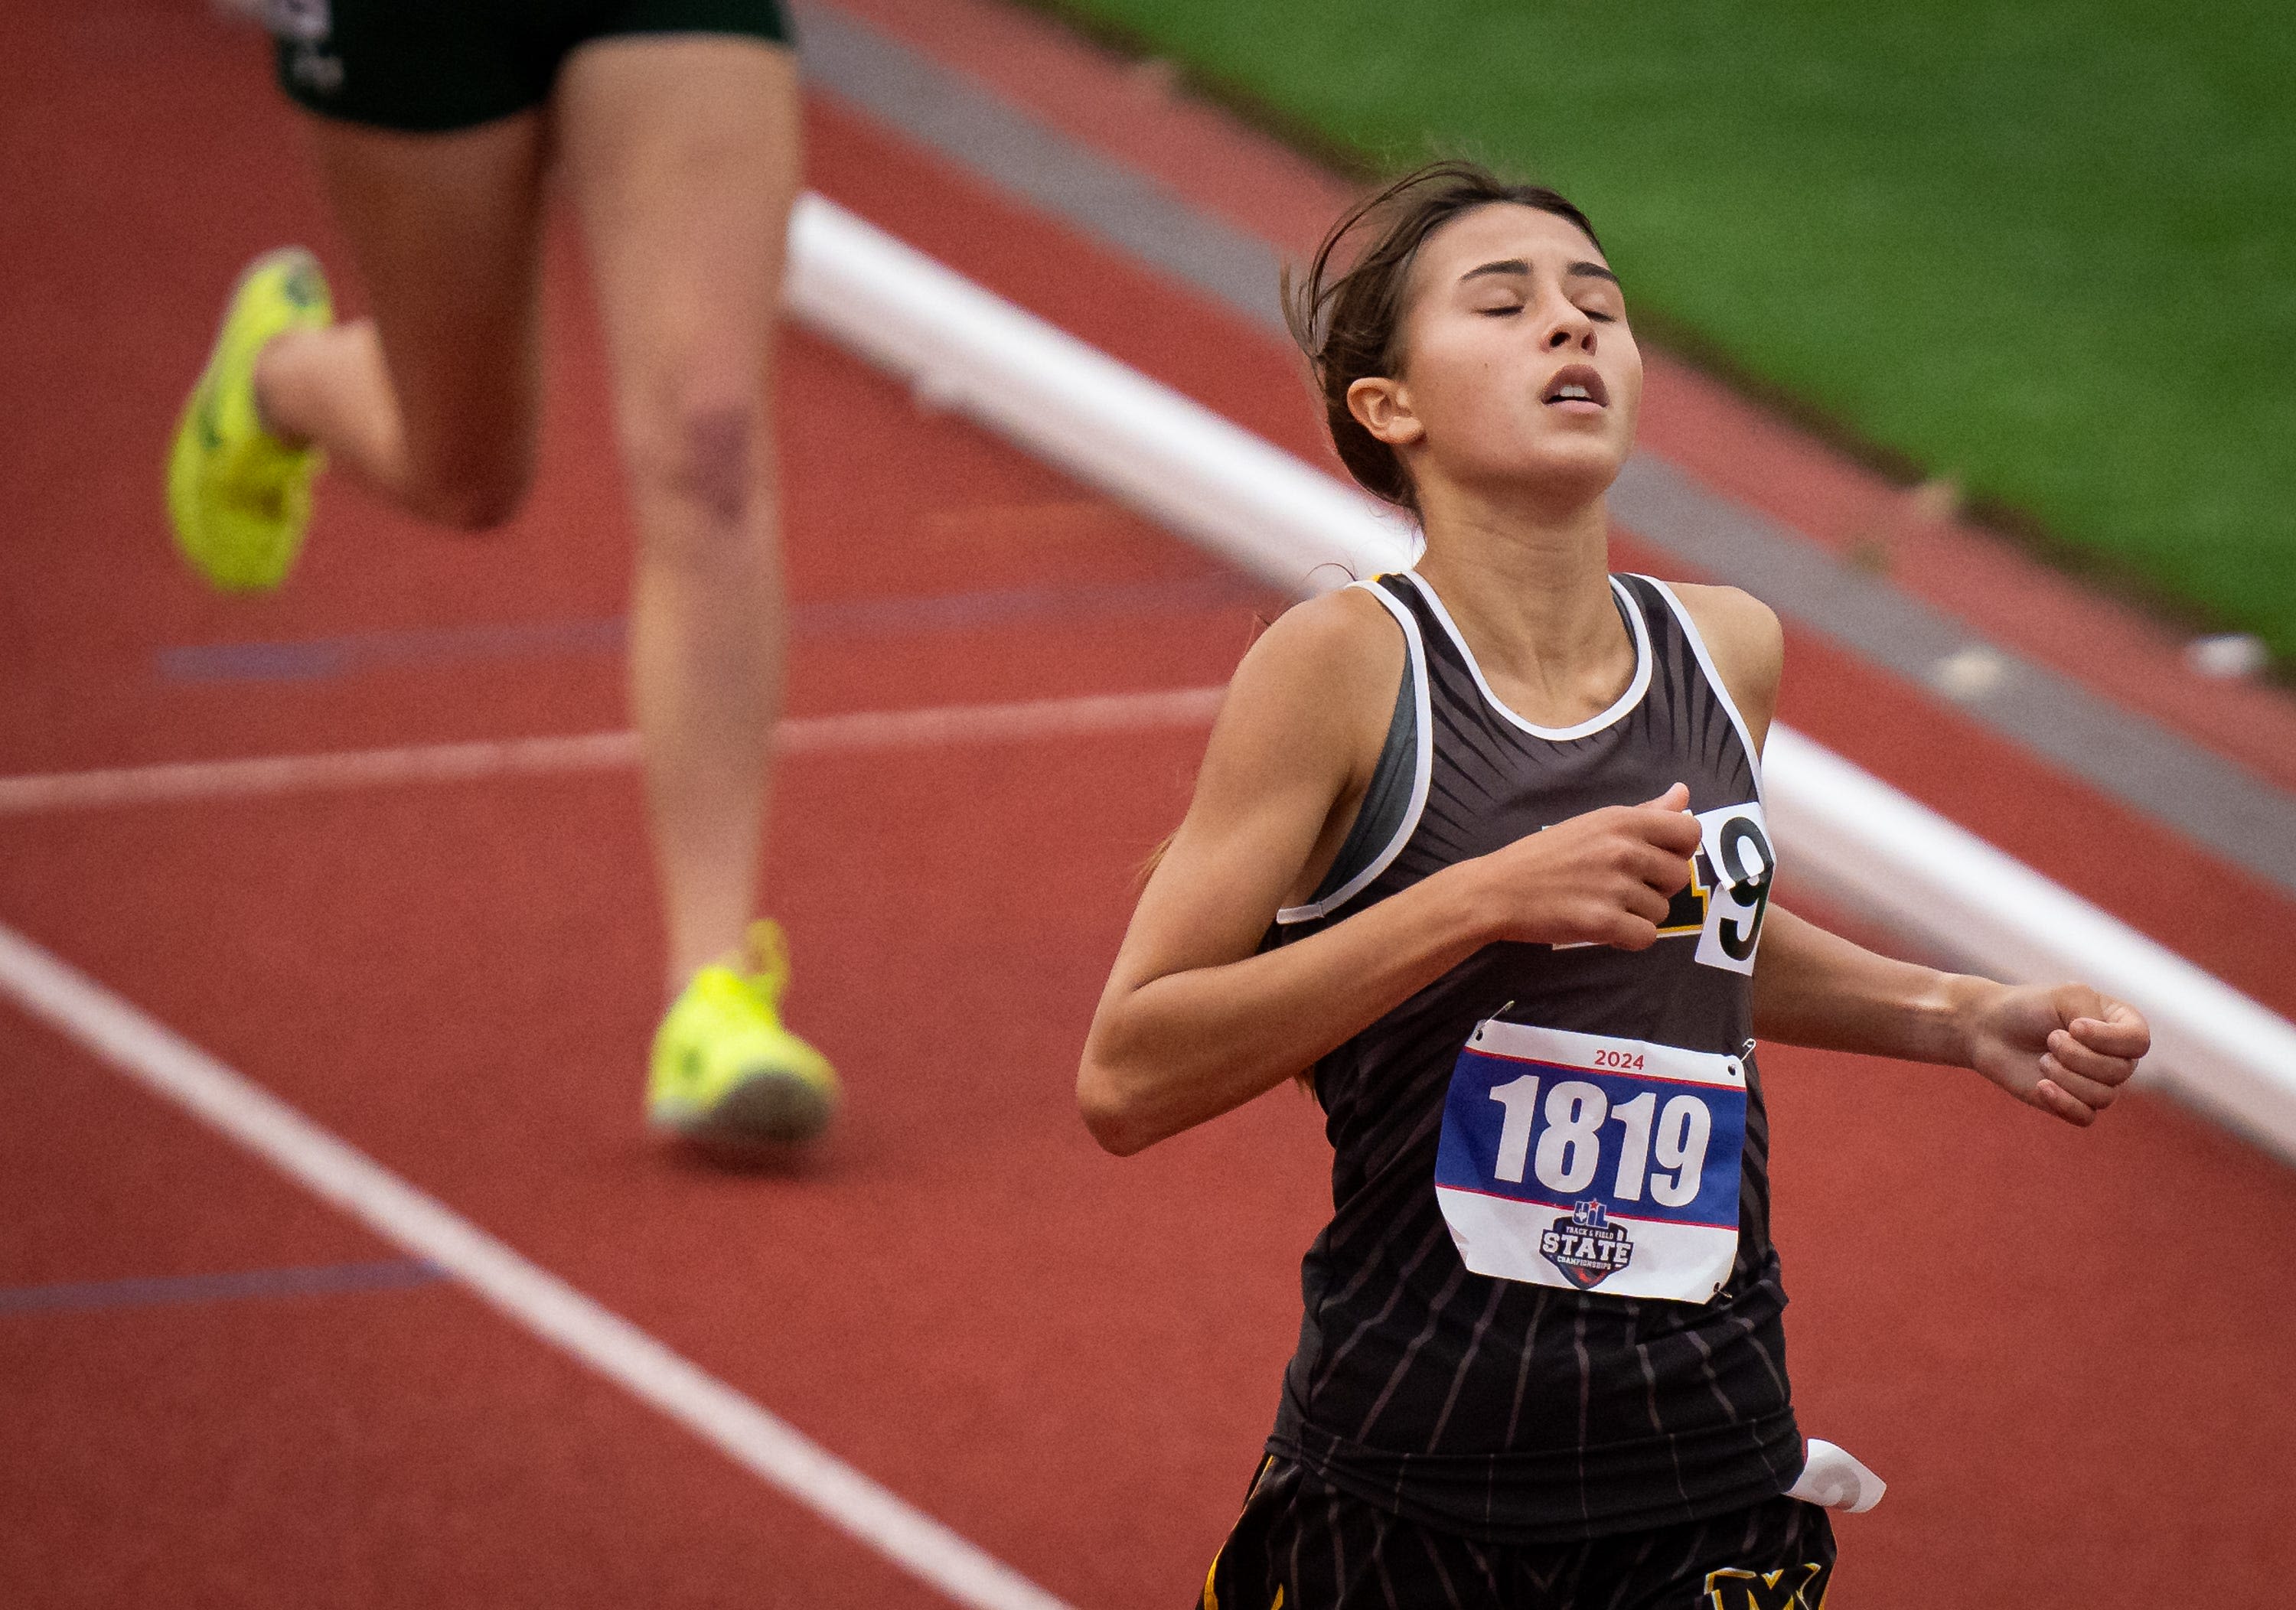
1540, 288, 1596, 352
1544, 311, 1595, 352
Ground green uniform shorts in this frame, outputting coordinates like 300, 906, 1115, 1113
268, 0, 794, 132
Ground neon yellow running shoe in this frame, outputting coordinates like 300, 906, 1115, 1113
166, 247, 334, 592
648, 920, 840, 1149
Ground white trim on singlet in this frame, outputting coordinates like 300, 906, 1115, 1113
1642, 575, 1766, 804
1401, 571, 1653, 741
1274, 578, 1433, 926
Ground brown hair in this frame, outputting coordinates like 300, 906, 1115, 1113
1284, 161, 1604, 516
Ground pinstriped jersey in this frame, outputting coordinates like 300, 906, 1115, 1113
1263, 570, 1803, 1544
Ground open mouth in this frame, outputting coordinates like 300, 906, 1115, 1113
1542, 366, 1609, 409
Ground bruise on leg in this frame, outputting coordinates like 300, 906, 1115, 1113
668, 400, 756, 531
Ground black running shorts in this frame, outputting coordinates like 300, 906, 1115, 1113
267, 0, 794, 133
1199, 1457, 1837, 1610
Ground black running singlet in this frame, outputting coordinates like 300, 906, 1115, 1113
1263, 570, 1804, 1545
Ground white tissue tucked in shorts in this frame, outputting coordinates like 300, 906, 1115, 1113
1786, 1439, 1886, 1513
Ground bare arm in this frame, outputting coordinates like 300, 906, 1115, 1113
1753, 906, 2151, 1125
1671, 583, 2154, 1124
1078, 588, 1703, 1155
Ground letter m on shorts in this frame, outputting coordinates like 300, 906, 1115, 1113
1704, 1562, 1828, 1610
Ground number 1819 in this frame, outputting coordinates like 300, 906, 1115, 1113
1487, 1076, 1711, 1207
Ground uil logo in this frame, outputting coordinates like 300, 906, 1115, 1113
1538, 1198, 1634, 1290
1703, 1561, 1830, 1609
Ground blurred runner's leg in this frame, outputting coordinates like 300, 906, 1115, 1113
557, 34, 837, 1147
255, 112, 549, 530
557, 34, 799, 993
174, 3, 830, 1148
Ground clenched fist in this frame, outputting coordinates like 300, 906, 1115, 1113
1471, 782, 1704, 952
1958, 981, 2151, 1126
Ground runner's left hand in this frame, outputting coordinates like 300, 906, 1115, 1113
1962, 983, 2151, 1126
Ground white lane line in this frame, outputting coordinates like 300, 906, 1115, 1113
0, 686, 1225, 816
0, 920, 1075, 1610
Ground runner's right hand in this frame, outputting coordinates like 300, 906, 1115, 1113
1469, 782, 1702, 950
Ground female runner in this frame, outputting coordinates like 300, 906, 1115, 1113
1077, 161, 2151, 1607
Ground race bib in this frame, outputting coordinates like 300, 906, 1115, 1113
1433, 1021, 1746, 1303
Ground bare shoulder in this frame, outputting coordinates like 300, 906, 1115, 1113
1666, 582, 1782, 750
1225, 583, 1404, 729
1199, 582, 1407, 803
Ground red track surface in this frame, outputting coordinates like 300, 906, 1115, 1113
5, 5, 2294, 1607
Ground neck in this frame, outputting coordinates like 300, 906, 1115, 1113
1411, 481, 1621, 694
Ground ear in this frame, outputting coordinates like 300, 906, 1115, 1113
1346, 376, 1424, 449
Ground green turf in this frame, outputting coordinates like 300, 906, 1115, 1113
1042, 0, 2296, 664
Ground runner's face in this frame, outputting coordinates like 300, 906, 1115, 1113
1363, 204, 1641, 510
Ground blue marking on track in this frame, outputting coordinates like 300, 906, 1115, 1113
0, 1258, 445, 1317
158, 619, 628, 683
155, 574, 1265, 685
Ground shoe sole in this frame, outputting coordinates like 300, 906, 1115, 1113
654, 1066, 837, 1151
